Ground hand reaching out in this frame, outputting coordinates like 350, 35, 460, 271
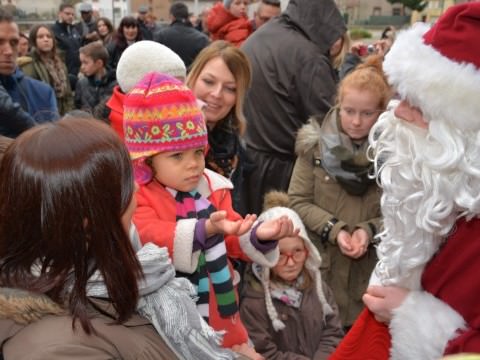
206, 211, 257, 237
363, 285, 410, 324
256, 215, 299, 242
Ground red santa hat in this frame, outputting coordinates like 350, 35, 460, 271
383, 2, 480, 131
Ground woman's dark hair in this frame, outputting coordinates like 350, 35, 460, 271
28, 24, 58, 56
0, 118, 142, 334
96, 16, 114, 33
114, 16, 142, 50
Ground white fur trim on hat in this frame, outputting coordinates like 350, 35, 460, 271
257, 206, 333, 330
383, 23, 480, 131
116, 41, 187, 93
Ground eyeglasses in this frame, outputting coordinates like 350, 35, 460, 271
278, 248, 308, 265
340, 107, 383, 120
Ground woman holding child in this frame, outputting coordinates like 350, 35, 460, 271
0, 118, 177, 358
288, 55, 391, 330
0, 117, 258, 359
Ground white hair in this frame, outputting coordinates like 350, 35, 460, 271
368, 109, 480, 289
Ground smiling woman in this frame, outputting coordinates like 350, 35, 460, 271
187, 40, 252, 212
106, 16, 143, 70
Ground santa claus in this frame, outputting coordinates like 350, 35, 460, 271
331, 3, 480, 359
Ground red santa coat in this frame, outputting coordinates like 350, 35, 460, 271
133, 169, 279, 348
330, 217, 480, 359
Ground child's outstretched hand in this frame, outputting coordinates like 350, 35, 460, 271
256, 215, 299, 242
206, 211, 257, 237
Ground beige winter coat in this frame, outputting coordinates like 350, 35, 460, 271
0, 288, 178, 359
288, 116, 381, 327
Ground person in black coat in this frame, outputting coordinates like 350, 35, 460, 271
154, 3, 209, 68
51, 3, 82, 89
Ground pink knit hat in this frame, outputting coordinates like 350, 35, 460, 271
123, 72, 208, 184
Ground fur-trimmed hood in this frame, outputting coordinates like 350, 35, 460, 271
294, 115, 325, 157
0, 287, 65, 325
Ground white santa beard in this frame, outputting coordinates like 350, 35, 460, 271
367, 110, 480, 289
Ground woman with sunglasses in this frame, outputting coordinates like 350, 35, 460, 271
240, 192, 343, 359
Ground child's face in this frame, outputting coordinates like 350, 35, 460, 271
151, 147, 205, 192
79, 53, 103, 77
229, 0, 249, 18
272, 235, 307, 283
339, 87, 382, 141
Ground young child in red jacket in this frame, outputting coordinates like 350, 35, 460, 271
124, 72, 297, 359
207, 0, 252, 47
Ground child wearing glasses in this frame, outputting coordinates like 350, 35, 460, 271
287, 55, 392, 331
240, 191, 344, 359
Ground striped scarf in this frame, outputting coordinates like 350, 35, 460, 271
172, 189, 238, 321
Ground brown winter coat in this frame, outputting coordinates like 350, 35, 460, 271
240, 266, 344, 359
0, 287, 178, 359
288, 117, 381, 327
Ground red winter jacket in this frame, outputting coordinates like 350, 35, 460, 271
133, 169, 279, 348
207, 3, 252, 47
106, 85, 125, 139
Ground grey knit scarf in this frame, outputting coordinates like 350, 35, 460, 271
86, 243, 235, 360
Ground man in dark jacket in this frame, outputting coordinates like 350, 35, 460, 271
154, 2, 209, 68
51, 3, 82, 89
250, 0, 281, 32
0, 10, 58, 137
240, 0, 346, 214
75, 3, 99, 45
137, 5, 153, 40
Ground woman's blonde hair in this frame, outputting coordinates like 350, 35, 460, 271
186, 40, 251, 134
337, 54, 392, 110
331, 32, 351, 71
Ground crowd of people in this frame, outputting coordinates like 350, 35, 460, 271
0, 0, 479, 359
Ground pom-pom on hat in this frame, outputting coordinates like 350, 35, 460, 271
256, 191, 333, 331
116, 41, 187, 93
123, 72, 208, 184
383, 2, 480, 131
